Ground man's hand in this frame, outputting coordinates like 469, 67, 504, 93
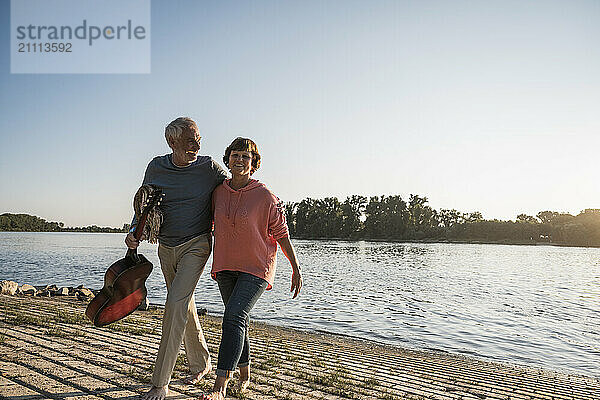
125, 232, 145, 249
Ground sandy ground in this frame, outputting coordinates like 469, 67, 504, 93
0, 294, 598, 400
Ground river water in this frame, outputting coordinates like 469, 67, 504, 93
0, 232, 598, 378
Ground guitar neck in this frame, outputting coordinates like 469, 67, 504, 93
133, 209, 151, 240
132, 188, 162, 242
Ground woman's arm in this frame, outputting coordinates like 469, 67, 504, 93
276, 236, 302, 298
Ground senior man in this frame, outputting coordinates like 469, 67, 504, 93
126, 117, 228, 400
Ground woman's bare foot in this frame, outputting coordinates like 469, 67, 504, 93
237, 365, 250, 392
198, 375, 228, 400
141, 385, 168, 400
183, 364, 212, 385
197, 393, 224, 400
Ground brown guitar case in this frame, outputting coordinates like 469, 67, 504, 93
85, 188, 162, 327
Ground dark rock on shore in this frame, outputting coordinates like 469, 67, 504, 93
20, 284, 36, 296
75, 287, 94, 300
0, 280, 19, 295
0, 281, 159, 317
54, 287, 70, 296
1, 281, 98, 300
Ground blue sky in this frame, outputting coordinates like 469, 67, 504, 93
1, 0, 599, 227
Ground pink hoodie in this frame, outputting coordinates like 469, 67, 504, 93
211, 179, 289, 289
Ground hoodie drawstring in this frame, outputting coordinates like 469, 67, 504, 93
231, 191, 242, 227
226, 183, 243, 227
225, 179, 260, 227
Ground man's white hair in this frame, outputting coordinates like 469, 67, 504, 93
165, 117, 198, 143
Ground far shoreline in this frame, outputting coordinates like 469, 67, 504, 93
2, 230, 599, 249
292, 235, 600, 249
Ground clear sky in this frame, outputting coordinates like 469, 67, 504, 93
1, 0, 599, 227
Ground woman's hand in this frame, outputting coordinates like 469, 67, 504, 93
277, 236, 303, 299
291, 269, 302, 299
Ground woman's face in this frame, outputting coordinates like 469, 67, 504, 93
229, 150, 253, 177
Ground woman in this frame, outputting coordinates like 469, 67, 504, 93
199, 137, 302, 400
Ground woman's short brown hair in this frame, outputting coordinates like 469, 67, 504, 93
223, 137, 261, 175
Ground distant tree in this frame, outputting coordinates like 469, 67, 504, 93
439, 209, 463, 228
566, 209, 600, 246
517, 214, 537, 224
288, 195, 600, 246
284, 202, 297, 236
0, 213, 62, 232
406, 194, 439, 239
340, 195, 367, 239
294, 198, 313, 237
464, 211, 484, 223
363, 196, 387, 239
385, 195, 410, 239
536, 211, 574, 225
299, 197, 343, 238
0, 213, 127, 233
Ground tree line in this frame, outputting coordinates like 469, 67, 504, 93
284, 195, 600, 247
4, 197, 600, 247
0, 213, 127, 233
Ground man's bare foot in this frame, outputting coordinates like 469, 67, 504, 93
237, 365, 250, 392
183, 365, 212, 385
141, 385, 168, 400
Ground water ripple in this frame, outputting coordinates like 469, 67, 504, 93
1, 233, 598, 378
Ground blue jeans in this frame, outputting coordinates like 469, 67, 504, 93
214, 271, 268, 377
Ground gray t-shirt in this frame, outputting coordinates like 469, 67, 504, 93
132, 154, 228, 247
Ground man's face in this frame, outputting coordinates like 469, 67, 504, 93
170, 128, 201, 165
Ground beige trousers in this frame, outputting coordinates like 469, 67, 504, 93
152, 234, 212, 387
